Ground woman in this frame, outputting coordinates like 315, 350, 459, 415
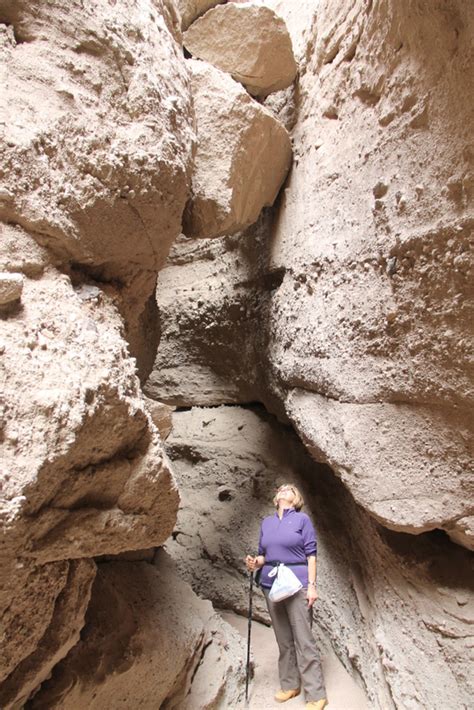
246, 484, 327, 710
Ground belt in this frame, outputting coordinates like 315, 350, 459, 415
264, 561, 306, 567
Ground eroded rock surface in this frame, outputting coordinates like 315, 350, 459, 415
1, 249, 178, 573
183, 3, 297, 97
177, 0, 225, 30
183, 60, 292, 239
31, 553, 246, 709
144, 218, 285, 412
0, 0, 194, 272
263, 0, 474, 546
0, 559, 96, 709
165, 405, 474, 710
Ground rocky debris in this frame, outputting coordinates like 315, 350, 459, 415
143, 396, 175, 440
0, 0, 194, 273
165, 404, 474, 710
30, 553, 246, 709
0, 560, 96, 709
183, 3, 297, 97
182, 60, 292, 239
0, 272, 23, 306
177, 0, 225, 30
0, 223, 49, 277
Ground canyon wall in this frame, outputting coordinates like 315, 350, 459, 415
1, 0, 473, 708
147, 0, 474, 708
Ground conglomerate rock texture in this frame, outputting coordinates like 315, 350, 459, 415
148, 0, 474, 548
1, 0, 473, 708
0, 0, 263, 705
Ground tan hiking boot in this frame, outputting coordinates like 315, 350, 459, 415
305, 700, 327, 710
274, 688, 300, 702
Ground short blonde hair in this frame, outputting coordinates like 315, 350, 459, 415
273, 484, 304, 511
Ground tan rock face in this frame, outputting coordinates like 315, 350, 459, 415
182, 60, 292, 239
0, 0, 194, 272
164, 405, 474, 710
263, 0, 474, 546
30, 554, 246, 709
183, 3, 297, 97
0, 228, 179, 704
177, 0, 225, 30
144, 221, 282, 410
1, 256, 179, 570
0, 560, 96, 709
287, 392, 474, 548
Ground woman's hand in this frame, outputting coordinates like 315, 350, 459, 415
245, 555, 264, 572
306, 585, 318, 608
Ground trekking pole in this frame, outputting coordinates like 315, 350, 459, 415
245, 569, 254, 704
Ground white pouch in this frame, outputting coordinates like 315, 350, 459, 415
268, 563, 303, 602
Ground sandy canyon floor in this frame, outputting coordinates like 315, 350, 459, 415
223, 612, 368, 710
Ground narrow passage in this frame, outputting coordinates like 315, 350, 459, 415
222, 612, 369, 710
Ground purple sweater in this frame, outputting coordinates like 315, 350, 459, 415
257, 508, 317, 588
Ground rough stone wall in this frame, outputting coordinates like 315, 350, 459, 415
1, 0, 473, 708
264, 0, 474, 547
29, 552, 245, 709
0, 0, 249, 705
144, 0, 474, 708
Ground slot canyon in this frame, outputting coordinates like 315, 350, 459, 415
0, 0, 473, 708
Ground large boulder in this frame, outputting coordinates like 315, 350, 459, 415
182, 60, 292, 239
287, 391, 474, 548
0, 243, 179, 572
177, 0, 225, 30
0, 228, 179, 704
0, 0, 194, 273
183, 3, 297, 97
30, 554, 246, 709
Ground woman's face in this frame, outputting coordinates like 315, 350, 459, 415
276, 485, 296, 506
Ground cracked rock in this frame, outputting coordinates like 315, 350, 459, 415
183, 60, 292, 239
183, 3, 297, 97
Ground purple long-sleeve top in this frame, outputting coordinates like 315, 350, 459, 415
257, 508, 317, 589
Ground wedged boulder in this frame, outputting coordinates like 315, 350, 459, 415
177, 0, 224, 30
0, 560, 96, 710
183, 3, 297, 97
183, 60, 292, 239
30, 553, 246, 709
0, 0, 194, 272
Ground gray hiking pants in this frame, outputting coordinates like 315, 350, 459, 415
264, 588, 326, 702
